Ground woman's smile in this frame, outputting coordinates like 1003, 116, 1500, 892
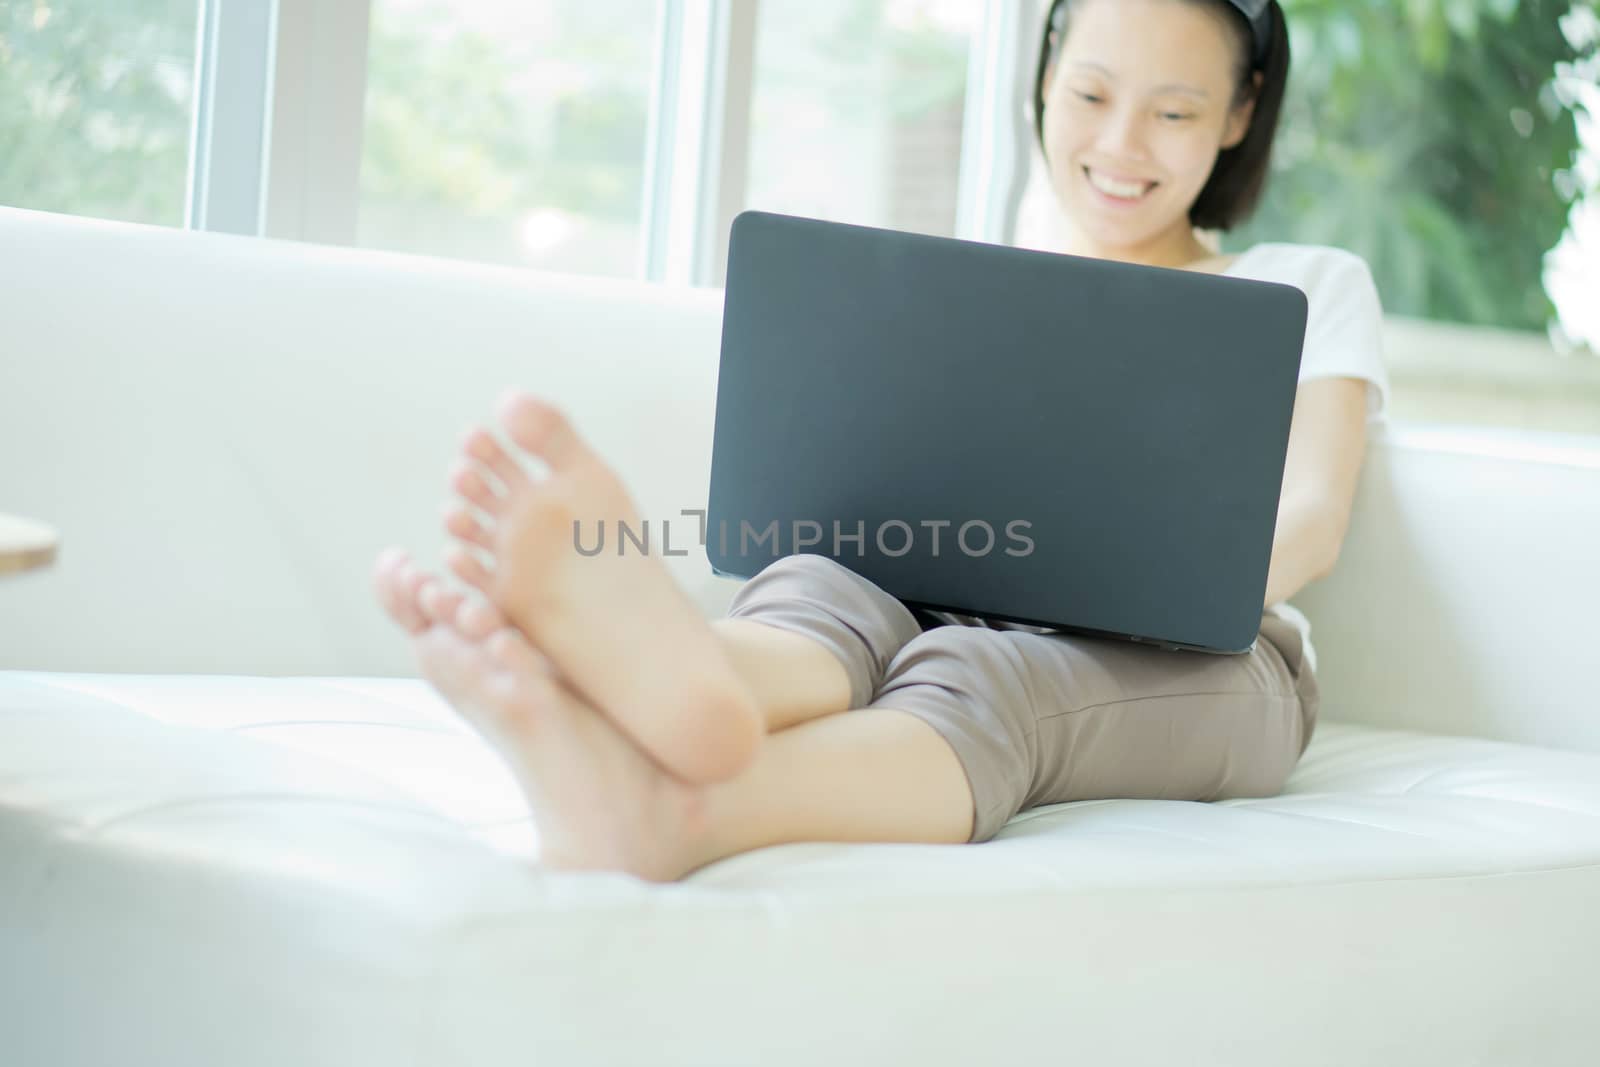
1083, 166, 1159, 207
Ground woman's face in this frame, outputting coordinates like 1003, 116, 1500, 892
1040, 0, 1257, 254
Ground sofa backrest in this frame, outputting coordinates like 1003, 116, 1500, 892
2, 207, 1595, 753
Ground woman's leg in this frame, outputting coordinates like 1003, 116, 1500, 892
684, 706, 977, 873
715, 553, 927, 734
385, 555, 1312, 879
854, 610, 1319, 844
383, 557, 974, 880
434, 394, 918, 784
710, 619, 854, 732
690, 609, 1316, 872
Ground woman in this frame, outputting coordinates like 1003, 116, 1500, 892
372, 0, 1390, 883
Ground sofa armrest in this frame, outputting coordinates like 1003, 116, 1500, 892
1296, 425, 1600, 752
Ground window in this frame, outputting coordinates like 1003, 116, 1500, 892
1223, 1, 1597, 350
357, 0, 656, 278
1225, 0, 1600, 435
1544, 67, 1599, 356
743, 0, 979, 239
0, 0, 200, 227
6, 1, 1593, 441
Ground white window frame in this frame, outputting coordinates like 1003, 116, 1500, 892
637, 0, 758, 287
259, 0, 371, 245
187, 0, 368, 243
186, 0, 275, 235
956, 0, 1039, 246
169, 0, 1598, 439
187, 0, 1032, 286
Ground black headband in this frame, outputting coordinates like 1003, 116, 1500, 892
1228, 0, 1274, 68
1049, 0, 1274, 70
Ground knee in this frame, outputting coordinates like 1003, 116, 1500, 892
880, 625, 1022, 687
750, 552, 861, 589
875, 627, 1036, 747
872, 627, 1038, 843
725, 555, 923, 677
727, 552, 854, 612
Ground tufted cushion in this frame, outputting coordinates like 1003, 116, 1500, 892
5, 670, 1599, 1065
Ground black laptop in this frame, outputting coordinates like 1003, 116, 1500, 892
706, 210, 1308, 655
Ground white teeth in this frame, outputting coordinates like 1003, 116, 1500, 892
1086, 169, 1152, 199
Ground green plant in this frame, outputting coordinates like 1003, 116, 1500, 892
1226, 0, 1598, 334
0, 0, 196, 225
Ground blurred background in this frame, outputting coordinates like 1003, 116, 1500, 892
2, 0, 1596, 435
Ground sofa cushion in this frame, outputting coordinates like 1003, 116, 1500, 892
4, 670, 1599, 1066
5, 207, 1599, 755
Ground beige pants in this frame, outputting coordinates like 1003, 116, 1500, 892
726, 553, 1319, 843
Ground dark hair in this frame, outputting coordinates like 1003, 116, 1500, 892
1030, 0, 1290, 232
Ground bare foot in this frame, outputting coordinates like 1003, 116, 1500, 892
374, 545, 507, 639
439, 390, 762, 786
374, 549, 713, 882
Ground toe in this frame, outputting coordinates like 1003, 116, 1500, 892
450, 460, 504, 517
389, 558, 434, 634
444, 504, 494, 550
374, 546, 407, 577
410, 617, 490, 700
372, 546, 404, 605
486, 627, 549, 676
373, 548, 429, 633
462, 426, 532, 494
445, 543, 496, 596
456, 594, 508, 641
498, 391, 587, 472
418, 578, 467, 626
397, 558, 428, 599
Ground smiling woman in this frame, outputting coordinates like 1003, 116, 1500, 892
1030, 0, 1288, 268
1013, 0, 1387, 669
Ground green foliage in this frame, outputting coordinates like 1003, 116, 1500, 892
1225, 0, 1598, 332
0, 0, 196, 226
786, 5, 971, 118
360, 2, 650, 225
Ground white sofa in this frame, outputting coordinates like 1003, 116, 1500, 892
2, 205, 1598, 1067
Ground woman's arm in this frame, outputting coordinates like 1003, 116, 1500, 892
1262, 376, 1371, 608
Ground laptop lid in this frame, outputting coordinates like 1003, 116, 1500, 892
707, 210, 1308, 654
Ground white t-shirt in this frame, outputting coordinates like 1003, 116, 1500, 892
1225, 243, 1392, 675
927, 242, 1392, 678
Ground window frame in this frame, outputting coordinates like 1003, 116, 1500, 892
186, 0, 1032, 286
179, 0, 1598, 407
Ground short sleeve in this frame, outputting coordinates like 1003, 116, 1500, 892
1296, 249, 1391, 427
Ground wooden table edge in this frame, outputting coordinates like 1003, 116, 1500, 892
0, 541, 58, 576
